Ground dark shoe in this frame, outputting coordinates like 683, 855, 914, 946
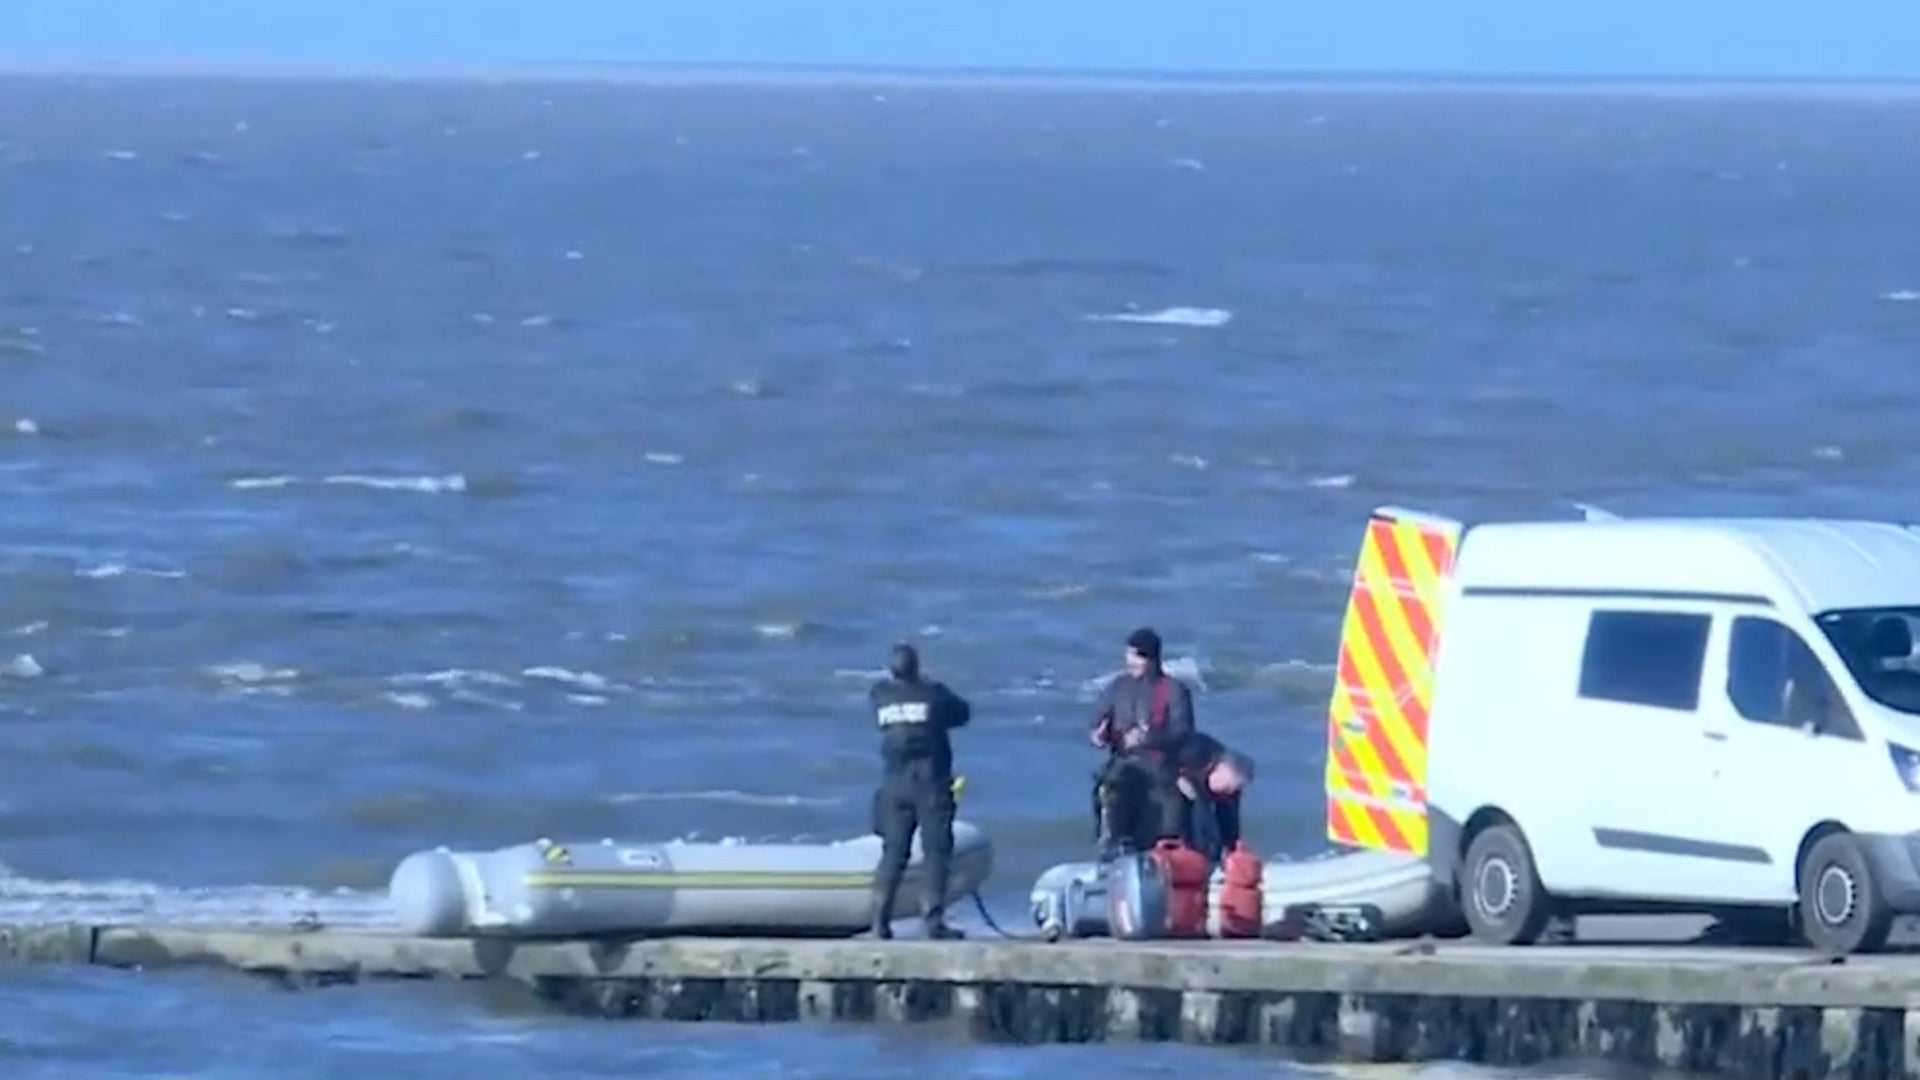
924, 921, 965, 940
869, 884, 900, 940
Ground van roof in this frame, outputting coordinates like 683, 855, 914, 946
1455, 516, 1920, 614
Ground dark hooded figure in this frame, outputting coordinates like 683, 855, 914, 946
868, 642, 970, 939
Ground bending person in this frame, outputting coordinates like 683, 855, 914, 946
1169, 731, 1254, 862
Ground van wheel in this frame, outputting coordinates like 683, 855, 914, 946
1798, 832, 1894, 956
1461, 824, 1552, 946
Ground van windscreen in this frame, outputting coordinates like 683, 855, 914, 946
1816, 607, 1920, 716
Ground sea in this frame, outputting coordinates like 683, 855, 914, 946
0, 66, 1915, 1078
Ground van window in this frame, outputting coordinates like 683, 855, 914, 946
1815, 607, 1920, 717
1578, 610, 1710, 711
1728, 616, 1862, 740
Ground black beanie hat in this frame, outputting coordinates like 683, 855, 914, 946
889, 643, 920, 681
1126, 627, 1162, 662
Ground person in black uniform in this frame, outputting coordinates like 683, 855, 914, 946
1088, 627, 1195, 855
869, 642, 970, 940
1168, 731, 1254, 862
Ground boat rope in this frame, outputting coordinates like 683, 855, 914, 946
967, 889, 1021, 939
945, 774, 1022, 939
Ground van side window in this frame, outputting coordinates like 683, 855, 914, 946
1578, 610, 1710, 711
1727, 616, 1862, 740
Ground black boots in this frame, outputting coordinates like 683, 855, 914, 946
870, 881, 899, 939
871, 918, 964, 940
870, 890, 965, 940
922, 902, 964, 940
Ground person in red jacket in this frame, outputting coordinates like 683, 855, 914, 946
1089, 628, 1195, 758
1089, 628, 1196, 856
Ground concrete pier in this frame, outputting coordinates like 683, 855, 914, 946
5, 923, 1920, 1078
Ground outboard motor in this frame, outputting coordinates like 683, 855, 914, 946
1030, 863, 1109, 941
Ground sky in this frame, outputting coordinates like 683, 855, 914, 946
6, 0, 1919, 82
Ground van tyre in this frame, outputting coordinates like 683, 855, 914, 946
1461, 824, 1552, 946
1798, 832, 1894, 956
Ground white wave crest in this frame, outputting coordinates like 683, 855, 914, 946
521, 665, 624, 692
389, 667, 518, 688
76, 562, 186, 580
229, 473, 466, 494
606, 789, 843, 809
205, 661, 299, 684
0, 869, 394, 928
1085, 305, 1233, 328
1076, 653, 1209, 698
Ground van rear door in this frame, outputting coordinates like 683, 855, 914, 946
1324, 507, 1463, 857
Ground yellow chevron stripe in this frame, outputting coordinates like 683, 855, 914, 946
1339, 591, 1428, 785
1390, 806, 1428, 855
1358, 539, 1435, 711
1324, 512, 1462, 856
1396, 525, 1449, 630
1327, 798, 1384, 850
1326, 795, 1423, 855
1325, 701, 1399, 801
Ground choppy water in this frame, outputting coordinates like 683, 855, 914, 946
0, 70, 1915, 1077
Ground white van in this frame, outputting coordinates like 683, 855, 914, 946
1322, 506, 1920, 955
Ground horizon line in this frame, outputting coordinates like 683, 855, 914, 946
1, 56, 1918, 98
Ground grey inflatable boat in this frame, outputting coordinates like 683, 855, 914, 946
392, 819, 994, 938
1028, 848, 1444, 941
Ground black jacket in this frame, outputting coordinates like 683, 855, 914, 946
1091, 671, 1194, 759
1170, 731, 1247, 859
871, 676, 971, 774
1170, 731, 1228, 781
1189, 788, 1243, 860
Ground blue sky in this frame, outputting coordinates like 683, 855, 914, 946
7, 0, 1917, 81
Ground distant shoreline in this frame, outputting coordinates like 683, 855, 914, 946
0, 57, 1916, 98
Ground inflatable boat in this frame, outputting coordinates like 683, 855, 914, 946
391, 819, 994, 938
1028, 848, 1444, 941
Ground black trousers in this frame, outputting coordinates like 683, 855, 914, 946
1093, 755, 1183, 854
1181, 790, 1242, 862
871, 760, 956, 924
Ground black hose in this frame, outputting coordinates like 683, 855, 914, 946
968, 890, 1023, 939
